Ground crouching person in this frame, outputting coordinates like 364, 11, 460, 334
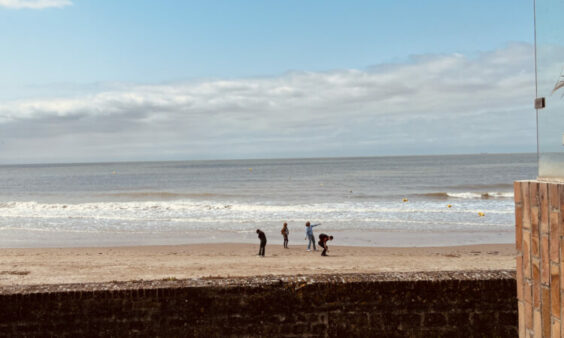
318, 233, 333, 256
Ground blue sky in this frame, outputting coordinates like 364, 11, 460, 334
1, 0, 533, 86
0, 0, 537, 163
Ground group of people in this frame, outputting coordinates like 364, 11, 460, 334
255, 221, 333, 257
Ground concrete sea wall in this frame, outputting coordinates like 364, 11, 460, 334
0, 271, 516, 337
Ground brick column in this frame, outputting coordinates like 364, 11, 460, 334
515, 180, 562, 338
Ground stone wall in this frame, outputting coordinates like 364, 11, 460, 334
0, 271, 516, 337
515, 180, 564, 337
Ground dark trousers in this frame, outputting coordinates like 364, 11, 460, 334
283, 235, 288, 248
259, 240, 266, 256
308, 234, 316, 250
319, 241, 327, 256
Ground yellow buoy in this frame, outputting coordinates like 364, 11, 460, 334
447, 204, 452, 208
478, 212, 485, 217
402, 198, 408, 202
249, 168, 253, 172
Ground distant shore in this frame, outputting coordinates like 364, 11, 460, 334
0, 243, 515, 286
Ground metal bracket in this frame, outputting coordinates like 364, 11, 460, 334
535, 97, 546, 109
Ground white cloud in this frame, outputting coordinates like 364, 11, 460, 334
0, 0, 72, 9
0, 43, 536, 163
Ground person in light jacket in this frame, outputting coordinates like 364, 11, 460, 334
305, 221, 321, 251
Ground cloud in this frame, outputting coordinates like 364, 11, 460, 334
0, 0, 72, 9
0, 43, 536, 164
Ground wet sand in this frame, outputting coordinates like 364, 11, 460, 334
0, 243, 515, 286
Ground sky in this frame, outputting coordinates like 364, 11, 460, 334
0, 0, 537, 164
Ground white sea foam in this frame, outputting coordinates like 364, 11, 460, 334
0, 200, 513, 217
421, 191, 514, 199
0, 198, 514, 234
448, 192, 514, 199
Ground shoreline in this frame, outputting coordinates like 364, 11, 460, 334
0, 228, 514, 248
0, 242, 515, 286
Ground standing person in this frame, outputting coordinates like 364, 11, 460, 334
256, 229, 267, 257
304, 221, 321, 251
281, 222, 289, 248
318, 233, 333, 256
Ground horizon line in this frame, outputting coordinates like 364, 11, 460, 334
0, 151, 537, 167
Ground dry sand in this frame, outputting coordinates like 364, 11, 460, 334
0, 243, 515, 286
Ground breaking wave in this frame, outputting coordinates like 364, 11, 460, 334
419, 192, 514, 200
0, 197, 513, 233
99, 191, 232, 200
446, 183, 514, 190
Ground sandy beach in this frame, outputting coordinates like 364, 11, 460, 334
0, 243, 515, 286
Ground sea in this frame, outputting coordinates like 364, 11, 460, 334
0, 153, 537, 248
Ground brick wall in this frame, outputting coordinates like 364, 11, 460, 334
0, 271, 516, 337
515, 180, 564, 337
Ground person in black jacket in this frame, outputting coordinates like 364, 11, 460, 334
318, 233, 333, 256
256, 229, 267, 257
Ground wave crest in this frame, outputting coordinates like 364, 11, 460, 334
100, 191, 229, 200
420, 191, 514, 199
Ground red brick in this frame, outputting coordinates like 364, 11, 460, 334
561, 292, 564, 338
526, 300, 533, 330
516, 181, 524, 204
560, 185, 564, 235
531, 182, 540, 207
551, 212, 560, 263
519, 301, 526, 337
517, 256, 523, 301
516, 205, 523, 252
532, 229, 540, 258
550, 184, 560, 211
533, 205, 540, 231
533, 258, 541, 307
541, 183, 550, 234
543, 235, 551, 285
525, 280, 533, 304
552, 264, 560, 318
561, 258, 564, 291
543, 287, 551, 338
561, 238, 564, 290
534, 308, 542, 338
523, 182, 531, 229
552, 318, 560, 338
523, 230, 531, 279
532, 207, 540, 253
551, 210, 560, 235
